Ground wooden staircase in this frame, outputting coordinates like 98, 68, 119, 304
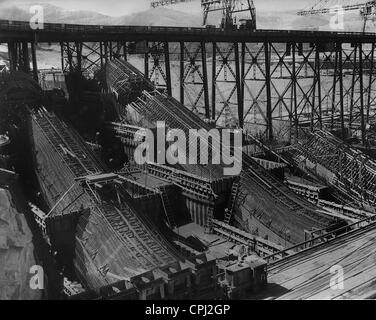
224, 181, 240, 225
205, 206, 215, 234
159, 187, 176, 229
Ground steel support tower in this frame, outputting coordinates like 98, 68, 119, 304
1, 20, 376, 145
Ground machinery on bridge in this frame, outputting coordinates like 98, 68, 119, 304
297, 0, 376, 32
151, 0, 195, 7
150, 0, 257, 30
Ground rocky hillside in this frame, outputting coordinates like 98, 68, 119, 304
0, 181, 40, 300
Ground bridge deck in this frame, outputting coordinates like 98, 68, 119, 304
0, 19, 375, 42
267, 223, 376, 300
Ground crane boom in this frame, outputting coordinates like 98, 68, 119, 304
297, 0, 376, 32
297, 0, 376, 16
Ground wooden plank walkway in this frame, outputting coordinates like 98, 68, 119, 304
267, 223, 376, 300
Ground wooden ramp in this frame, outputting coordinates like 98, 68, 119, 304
267, 223, 376, 300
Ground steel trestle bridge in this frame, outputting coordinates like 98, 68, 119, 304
1, 19, 376, 144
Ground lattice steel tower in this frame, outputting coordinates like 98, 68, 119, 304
202, 0, 256, 28
150, 0, 256, 29
297, 0, 376, 32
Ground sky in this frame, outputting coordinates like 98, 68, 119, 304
0, 0, 314, 16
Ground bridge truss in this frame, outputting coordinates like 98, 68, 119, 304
56, 39, 376, 146
1, 21, 376, 145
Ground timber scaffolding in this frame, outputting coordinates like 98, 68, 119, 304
105, 59, 154, 107
104, 59, 337, 245
280, 129, 376, 212
107, 120, 233, 228
29, 107, 188, 289
125, 90, 225, 180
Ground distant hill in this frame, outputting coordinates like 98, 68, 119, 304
113, 8, 201, 27
0, 4, 112, 25
262, 10, 372, 32
0, 4, 201, 26
0, 3, 371, 31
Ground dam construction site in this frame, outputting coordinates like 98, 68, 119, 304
1, 0, 376, 301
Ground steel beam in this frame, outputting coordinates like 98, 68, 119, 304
144, 41, 149, 79
292, 43, 298, 139
180, 41, 184, 105
201, 42, 210, 119
234, 42, 243, 128
367, 42, 375, 122
212, 42, 217, 121
359, 43, 366, 145
31, 40, 38, 82
338, 43, 345, 139
264, 42, 272, 140
331, 48, 338, 130
164, 42, 172, 96
349, 44, 358, 130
